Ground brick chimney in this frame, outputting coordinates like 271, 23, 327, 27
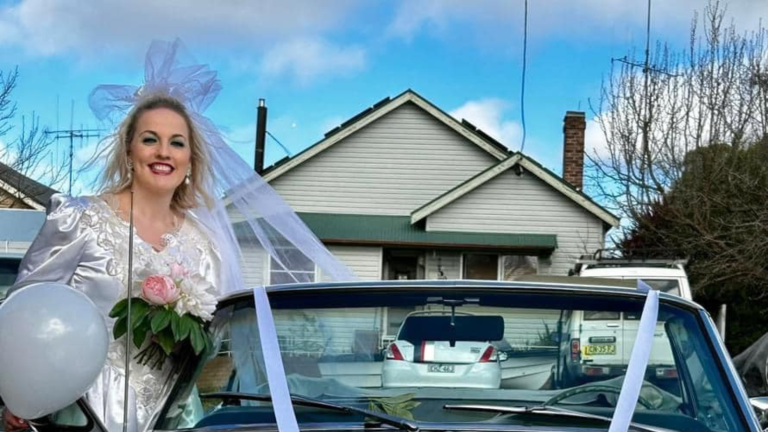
562, 111, 586, 191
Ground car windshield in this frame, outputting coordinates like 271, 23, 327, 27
156, 285, 746, 432
640, 279, 682, 296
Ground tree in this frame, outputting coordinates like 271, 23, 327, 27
0, 67, 67, 207
621, 142, 768, 353
586, 1, 768, 223
587, 2, 768, 353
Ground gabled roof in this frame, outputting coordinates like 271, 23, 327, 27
0, 162, 57, 210
260, 89, 618, 229
262, 89, 510, 181
411, 153, 620, 228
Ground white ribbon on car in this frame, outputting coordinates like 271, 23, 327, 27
608, 280, 660, 432
253, 285, 300, 432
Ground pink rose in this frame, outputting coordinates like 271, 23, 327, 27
170, 262, 187, 280
141, 275, 180, 306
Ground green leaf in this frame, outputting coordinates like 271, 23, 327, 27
130, 299, 151, 331
381, 393, 416, 404
109, 299, 129, 319
179, 314, 195, 341
390, 407, 414, 420
157, 330, 175, 355
113, 317, 127, 340
170, 313, 182, 341
190, 324, 204, 355
151, 309, 173, 333
133, 320, 150, 348
399, 401, 421, 410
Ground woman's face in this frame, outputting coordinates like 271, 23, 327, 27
128, 108, 192, 197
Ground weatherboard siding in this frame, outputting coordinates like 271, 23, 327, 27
426, 170, 604, 275
270, 102, 499, 215
321, 246, 382, 281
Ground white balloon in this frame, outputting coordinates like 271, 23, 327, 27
0, 282, 108, 419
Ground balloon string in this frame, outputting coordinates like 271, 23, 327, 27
122, 188, 134, 432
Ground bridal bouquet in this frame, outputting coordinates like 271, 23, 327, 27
109, 262, 218, 369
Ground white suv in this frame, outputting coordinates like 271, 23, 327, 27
571, 253, 692, 299
572, 257, 691, 300
561, 254, 691, 386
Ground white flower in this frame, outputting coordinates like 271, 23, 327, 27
174, 274, 218, 321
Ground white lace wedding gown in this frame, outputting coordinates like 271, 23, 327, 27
13, 194, 220, 432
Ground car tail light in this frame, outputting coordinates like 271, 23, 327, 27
479, 346, 498, 362
656, 368, 678, 379
571, 339, 580, 360
386, 343, 404, 361
584, 366, 605, 376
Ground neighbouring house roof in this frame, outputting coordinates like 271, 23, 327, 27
0, 162, 58, 210
261, 89, 511, 181
411, 153, 621, 228
234, 213, 558, 253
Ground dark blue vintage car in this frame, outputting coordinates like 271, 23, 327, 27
7, 279, 767, 432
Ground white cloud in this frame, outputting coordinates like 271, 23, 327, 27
260, 38, 366, 86
449, 98, 522, 150
0, 0, 360, 58
585, 117, 610, 160
387, 0, 514, 40
388, 0, 768, 45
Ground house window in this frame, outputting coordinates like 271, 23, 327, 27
463, 253, 498, 280
462, 254, 539, 281
501, 255, 538, 280
269, 247, 316, 285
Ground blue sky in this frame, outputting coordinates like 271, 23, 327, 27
0, 0, 766, 195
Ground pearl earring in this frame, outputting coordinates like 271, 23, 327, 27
127, 160, 133, 180
185, 167, 191, 185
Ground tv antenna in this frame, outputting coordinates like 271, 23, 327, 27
45, 99, 103, 194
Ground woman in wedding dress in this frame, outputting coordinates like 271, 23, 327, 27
2, 38, 356, 432
3, 94, 220, 432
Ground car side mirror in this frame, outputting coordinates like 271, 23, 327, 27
750, 397, 768, 428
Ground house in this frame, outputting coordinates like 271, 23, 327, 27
0, 162, 53, 298
0, 161, 55, 253
0, 161, 57, 210
238, 90, 619, 294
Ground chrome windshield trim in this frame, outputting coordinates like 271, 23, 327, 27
216, 279, 704, 313
699, 309, 762, 431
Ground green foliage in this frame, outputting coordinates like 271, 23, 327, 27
109, 298, 211, 369
621, 140, 768, 353
367, 393, 421, 421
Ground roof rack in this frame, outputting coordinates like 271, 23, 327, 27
570, 248, 689, 275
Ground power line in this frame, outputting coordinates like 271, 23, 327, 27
519, 0, 528, 154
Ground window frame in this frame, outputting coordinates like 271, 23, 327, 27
265, 246, 318, 285
460, 253, 539, 281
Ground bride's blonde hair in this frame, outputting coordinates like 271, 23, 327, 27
99, 95, 214, 211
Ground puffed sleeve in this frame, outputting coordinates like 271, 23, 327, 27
13, 194, 92, 290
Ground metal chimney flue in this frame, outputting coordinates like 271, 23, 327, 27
255, 98, 267, 174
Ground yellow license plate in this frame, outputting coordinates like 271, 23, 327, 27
584, 344, 616, 356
